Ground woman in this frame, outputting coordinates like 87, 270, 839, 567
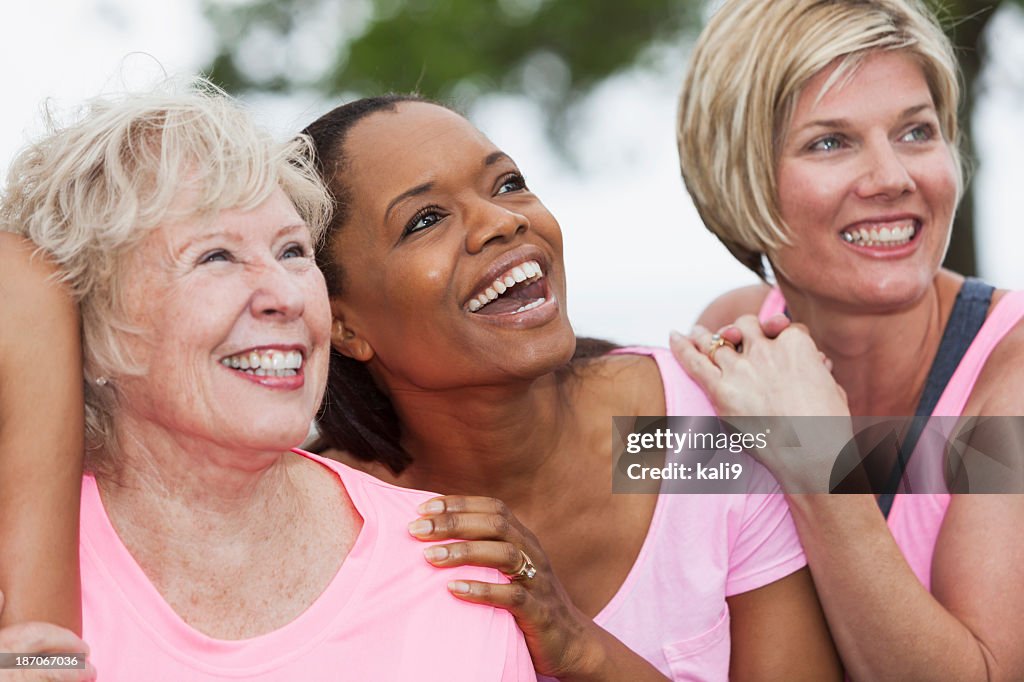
673, 0, 1024, 679
302, 96, 841, 680
0, 234, 83, 637
2, 83, 534, 681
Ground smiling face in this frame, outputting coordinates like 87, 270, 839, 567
327, 101, 575, 391
771, 50, 959, 312
113, 188, 331, 453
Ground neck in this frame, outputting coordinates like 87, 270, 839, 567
780, 270, 961, 416
388, 370, 579, 505
98, 417, 300, 546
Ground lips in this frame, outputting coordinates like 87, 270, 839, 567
463, 248, 552, 316
839, 216, 921, 248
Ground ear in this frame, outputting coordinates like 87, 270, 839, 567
330, 302, 375, 363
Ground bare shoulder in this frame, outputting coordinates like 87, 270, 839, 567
696, 283, 772, 330
968, 296, 1024, 414
573, 352, 666, 416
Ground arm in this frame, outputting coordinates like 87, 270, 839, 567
786, 493, 1024, 681
671, 319, 1024, 680
0, 590, 94, 681
0, 235, 83, 632
727, 568, 841, 681
409, 495, 669, 681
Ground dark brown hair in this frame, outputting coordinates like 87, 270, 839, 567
303, 95, 617, 473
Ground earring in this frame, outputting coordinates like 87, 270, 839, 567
95, 376, 108, 386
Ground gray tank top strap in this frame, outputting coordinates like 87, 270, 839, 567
877, 277, 995, 518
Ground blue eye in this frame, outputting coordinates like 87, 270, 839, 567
404, 207, 445, 236
497, 173, 527, 194
199, 249, 230, 264
809, 135, 845, 152
281, 243, 309, 259
901, 124, 934, 143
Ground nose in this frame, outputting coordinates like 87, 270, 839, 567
249, 260, 306, 321
855, 138, 916, 200
464, 199, 529, 254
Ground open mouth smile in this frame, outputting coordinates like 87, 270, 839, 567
840, 220, 919, 248
465, 259, 549, 315
219, 348, 304, 377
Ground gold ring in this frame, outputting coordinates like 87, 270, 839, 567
707, 333, 737, 364
505, 549, 538, 581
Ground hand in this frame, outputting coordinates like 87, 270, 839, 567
670, 315, 852, 492
408, 495, 610, 679
0, 591, 95, 682
672, 315, 846, 417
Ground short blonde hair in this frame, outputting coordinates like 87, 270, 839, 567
1, 79, 331, 464
677, 0, 961, 279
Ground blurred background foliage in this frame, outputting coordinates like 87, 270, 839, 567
203, 0, 1024, 276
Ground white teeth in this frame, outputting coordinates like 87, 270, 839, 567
223, 349, 303, 374
842, 223, 917, 247
514, 297, 546, 313
467, 259, 547, 313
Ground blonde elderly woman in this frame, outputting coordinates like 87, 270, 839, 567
672, 0, 1024, 680
2, 83, 535, 681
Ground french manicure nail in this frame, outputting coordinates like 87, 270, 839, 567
408, 519, 433, 536
418, 499, 445, 514
423, 545, 449, 561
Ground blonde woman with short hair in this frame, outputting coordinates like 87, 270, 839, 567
674, 1, 1024, 679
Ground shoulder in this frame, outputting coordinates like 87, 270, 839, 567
968, 290, 1024, 414
571, 351, 667, 416
696, 283, 772, 330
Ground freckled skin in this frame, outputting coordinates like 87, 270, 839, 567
772, 51, 959, 314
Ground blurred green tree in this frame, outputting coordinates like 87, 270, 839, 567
203, 0, 1023, 276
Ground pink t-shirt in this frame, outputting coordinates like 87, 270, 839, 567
80, 451, 536, 681
538, 347, 806, 680
759, 287, 1024, 589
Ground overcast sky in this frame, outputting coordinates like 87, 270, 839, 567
3, 0, 1023, 347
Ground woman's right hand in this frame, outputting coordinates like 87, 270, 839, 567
671, 315, 853, 492
0, 591, 95, 681
409, 495, 667, 681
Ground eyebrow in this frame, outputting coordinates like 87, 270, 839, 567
382, 152, 514, 222
174, 222, 308, 257
384, 182, 433, 222
796, 104, 935, 134
484, 151, 511, 167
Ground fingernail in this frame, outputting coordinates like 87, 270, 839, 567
448, 580, 470, 594
423, 545, 449, 561
692, 324, 708, 335
418, 499, 445, 514
670, 330, 685, 345
408, 519, 433, 536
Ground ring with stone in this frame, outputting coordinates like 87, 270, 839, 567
505, 549, 538, 581
707, 333, 737, 364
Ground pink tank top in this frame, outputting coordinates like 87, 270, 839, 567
758, 287, 1024, 589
